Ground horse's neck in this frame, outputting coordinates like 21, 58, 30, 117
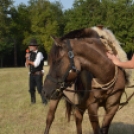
73, 40, 115, 83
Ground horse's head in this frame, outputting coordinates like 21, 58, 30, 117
43, 37, 81, 99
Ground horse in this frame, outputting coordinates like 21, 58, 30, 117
43, 27, 127, 134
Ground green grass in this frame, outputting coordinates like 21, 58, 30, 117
0, 67, 134, 134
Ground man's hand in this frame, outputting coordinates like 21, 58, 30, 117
25, 59, 30, 66
25, 53, 30, 59
26, 60, 34, 66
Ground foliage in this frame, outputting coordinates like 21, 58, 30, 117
0, 0, 14, 66
23, 0, 64, 53
1, 0, 134, 66
0, 0, 13, 49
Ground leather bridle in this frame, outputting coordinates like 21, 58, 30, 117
46, 39, 80, 96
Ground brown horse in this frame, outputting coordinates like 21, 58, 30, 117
43, 27, 126, 134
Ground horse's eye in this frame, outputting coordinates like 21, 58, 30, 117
56, 59, 62, 65
53, 60, 60, 65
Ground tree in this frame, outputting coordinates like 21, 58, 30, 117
64, 0, 102, 33
64, 0, 134, 54
23, 0, 64, 53
0, 0, 13, 67
5, 4, 31, 66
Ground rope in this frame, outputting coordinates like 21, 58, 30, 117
92, 66, 118, 90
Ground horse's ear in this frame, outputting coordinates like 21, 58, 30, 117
51, 35, 62, 47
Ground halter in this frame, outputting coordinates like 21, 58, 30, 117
46, 39, 80, 97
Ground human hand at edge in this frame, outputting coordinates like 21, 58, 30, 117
106, 52, 120, 65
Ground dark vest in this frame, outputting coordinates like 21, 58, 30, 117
30, 51, 44, 73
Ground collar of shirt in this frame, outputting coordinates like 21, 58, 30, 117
33, 50, 38, 53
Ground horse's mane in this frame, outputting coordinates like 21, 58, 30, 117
49, 26, 132, 86
92, 26, 132, 86
49, 28, 100, 65
61, 28, 100, 40
55, 26, 128, 63
61, 26, 129, 63
92, 26, 128, 61
48, 44, 62, 66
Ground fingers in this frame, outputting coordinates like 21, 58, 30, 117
106, 52, 114, 59
25, 53, 30, 58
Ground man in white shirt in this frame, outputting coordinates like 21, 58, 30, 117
25, 39, 47, 105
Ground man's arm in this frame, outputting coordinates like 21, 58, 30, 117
25, 53, 30, 67
33, 52, 44, 67
26, 52, 44, 67
26, 60, 34, 66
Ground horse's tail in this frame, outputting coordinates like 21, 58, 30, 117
65, 100, 73, 122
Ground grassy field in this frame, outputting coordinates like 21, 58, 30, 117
0, 67, 134, 134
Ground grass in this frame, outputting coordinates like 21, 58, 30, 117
0, 67, 134, 134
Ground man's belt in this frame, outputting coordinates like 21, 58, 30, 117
31, 71, 42, 75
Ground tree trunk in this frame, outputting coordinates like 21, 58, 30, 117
14, 39, 17, 67
0, 57, 3, 67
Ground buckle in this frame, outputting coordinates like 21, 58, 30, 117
68, 51, 74, 58
60, 82, 65, 89
56, 89, 60, 92
72, 66, 76, 71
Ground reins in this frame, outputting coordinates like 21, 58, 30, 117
64, 85, 134, 117
62, 80, 132, 116
47, 38, 134, 117
119, 91, 134, 110
64, 87, 132, 105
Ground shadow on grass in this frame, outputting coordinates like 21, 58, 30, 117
109, 122, 134, 134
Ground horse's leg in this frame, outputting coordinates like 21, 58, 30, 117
44, 98, 61, 134
74, 108, 85, 134
101, 90, 123, 134
88, 103, 101, 134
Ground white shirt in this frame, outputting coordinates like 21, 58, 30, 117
33, 50, 44, 67
25, 50, 44, 68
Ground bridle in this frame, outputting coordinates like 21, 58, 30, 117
46, 39, 80, 97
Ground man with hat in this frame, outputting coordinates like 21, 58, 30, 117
25, 38, 47, 105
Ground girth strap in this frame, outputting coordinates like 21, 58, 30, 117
92, 66, 118, 90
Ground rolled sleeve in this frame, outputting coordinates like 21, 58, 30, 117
33, 52, 44, 67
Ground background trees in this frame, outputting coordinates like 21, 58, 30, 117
1, 0, 134, 67
0, 0, 13, 67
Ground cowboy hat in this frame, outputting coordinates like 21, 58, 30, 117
29, 39, 38, 46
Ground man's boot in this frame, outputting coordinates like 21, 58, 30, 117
31, 93, 36, 104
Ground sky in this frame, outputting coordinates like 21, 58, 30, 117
14, 0, 74, 10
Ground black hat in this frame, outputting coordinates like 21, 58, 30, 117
29, 39, 38, 46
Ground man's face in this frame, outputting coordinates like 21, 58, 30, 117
29, 46, 37, 51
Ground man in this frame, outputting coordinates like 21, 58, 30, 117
25, 39, 47, 105
107, 52, 134, 69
